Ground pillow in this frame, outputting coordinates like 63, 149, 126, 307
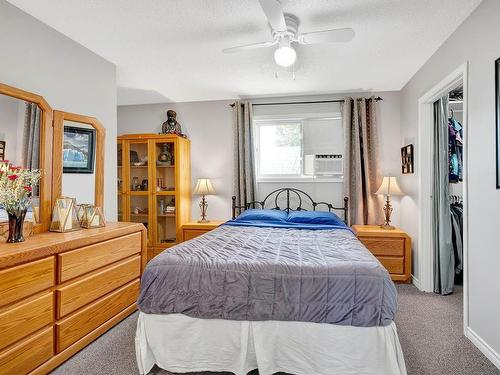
235, 209, 288, 222
286, 210, 345, 226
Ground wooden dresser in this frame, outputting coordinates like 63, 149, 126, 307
181, 221, 225, 242
0, 222, 146, 375
352, 225, 412, 283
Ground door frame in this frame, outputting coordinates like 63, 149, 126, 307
417, 62, 469, 330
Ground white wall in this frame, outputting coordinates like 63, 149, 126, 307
0, 0, 117, 218
118, 91, 402, 223
0, 95, 21, 164
118, 100, 234, 220
399, 0, 500, 365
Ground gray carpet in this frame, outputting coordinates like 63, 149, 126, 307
50, 284, 499, 375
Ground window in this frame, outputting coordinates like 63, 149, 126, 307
254, 121, 302, 177
253, 117, 343, 180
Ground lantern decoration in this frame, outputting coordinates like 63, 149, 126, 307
50, 197, 81, 232
77, 204, 106, 229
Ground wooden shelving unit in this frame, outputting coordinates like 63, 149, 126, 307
117, 134, 191, 260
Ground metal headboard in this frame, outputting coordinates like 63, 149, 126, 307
231, 187, 349, 225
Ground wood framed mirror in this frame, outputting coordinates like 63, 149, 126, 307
53, 111, 105, 208
0, 83, 53, 233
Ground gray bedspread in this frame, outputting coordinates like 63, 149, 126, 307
137, 225, 397, 327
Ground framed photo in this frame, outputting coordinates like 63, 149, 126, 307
63, 126, 95, 174
401, 144, 414, 174
496, 58, 500, 188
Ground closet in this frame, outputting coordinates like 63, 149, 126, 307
432, 85, 464, 295
448, 86, 464, 287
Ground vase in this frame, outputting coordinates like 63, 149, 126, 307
7, 208, 27, 243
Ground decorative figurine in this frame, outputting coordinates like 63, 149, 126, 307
161, 110, 185, 137
157, 143, 173, 165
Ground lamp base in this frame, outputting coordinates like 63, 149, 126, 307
198, 195, 209, 224
381, 195, 395, 230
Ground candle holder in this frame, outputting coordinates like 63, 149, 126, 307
50, 197, 81, 232
77, 204, 106, 229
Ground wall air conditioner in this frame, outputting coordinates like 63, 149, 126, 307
304, 154, 343, 177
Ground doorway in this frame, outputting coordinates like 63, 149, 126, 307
416, 63, 469, 331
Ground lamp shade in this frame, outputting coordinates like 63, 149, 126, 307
375, 176, 404, 196
193, 178, 216, 195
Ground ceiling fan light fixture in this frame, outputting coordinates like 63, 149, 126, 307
274, 43, 296, 67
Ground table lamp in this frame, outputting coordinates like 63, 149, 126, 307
193, 178, 216, 223
375, 176, 404, 230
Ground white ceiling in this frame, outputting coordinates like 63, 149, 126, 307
8, 0, 481, 105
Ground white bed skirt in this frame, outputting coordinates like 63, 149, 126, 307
135, 312, 407, 375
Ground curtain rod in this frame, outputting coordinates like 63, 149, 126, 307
229, 97, 383, 107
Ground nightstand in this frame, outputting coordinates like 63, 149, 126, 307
352, 225, 412, 283
181, 221, 225, 242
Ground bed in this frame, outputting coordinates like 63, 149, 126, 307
136, 188, 407, 375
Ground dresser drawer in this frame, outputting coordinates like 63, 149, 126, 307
56, 279, 139, 352
0, 327, 53, 375
360, 237, 405, 256
0, 257, 54, 307
58, 232, 141, 282
0, 293, 53, 351
183, 229, 207, 241
56, 256, 141, 318
378, 256, 405, 274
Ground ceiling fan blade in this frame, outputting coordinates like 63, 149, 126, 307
222, 40, 277, 54
258, 0, 287, 32
298, 28, 355, 44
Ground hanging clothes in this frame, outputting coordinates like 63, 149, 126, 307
448, 117, 463, 183
450, 198, 464, 285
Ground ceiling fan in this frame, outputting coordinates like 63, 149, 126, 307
222, 0, 355, 68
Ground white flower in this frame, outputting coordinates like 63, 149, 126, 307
0, 161, 41, 214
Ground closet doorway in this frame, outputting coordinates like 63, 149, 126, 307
417, 63, 469, 331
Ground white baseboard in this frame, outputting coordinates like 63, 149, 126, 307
411, 275, 422, 290
466, 326, 500, 370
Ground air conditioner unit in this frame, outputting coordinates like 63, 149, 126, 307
304, 154, 343, 177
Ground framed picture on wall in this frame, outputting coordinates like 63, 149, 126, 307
496, 57, 500, 188
0, 141, 5, 161
401, 144, 414, 174
63, 126, 95, 174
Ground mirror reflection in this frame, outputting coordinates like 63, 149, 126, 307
0, 93, 41, 223
61, 120, 96, 206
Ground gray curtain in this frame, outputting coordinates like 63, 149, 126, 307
233, 101, 256, 206
433, 96, 454, 295
342, 97, 383, 225
22, 102, 41, 170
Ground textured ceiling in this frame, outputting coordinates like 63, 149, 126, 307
7, 0, 482, 104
